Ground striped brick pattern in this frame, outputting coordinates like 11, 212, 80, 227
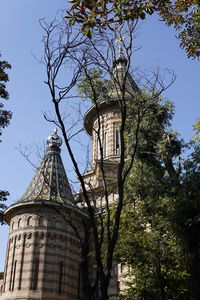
1, 206, 82, 300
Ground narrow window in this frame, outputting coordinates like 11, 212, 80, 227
27, 216, 32, 226
18, 218, 22, 228
103, 131, 108, 157
11, 260, 17, 291
33, 258, 39, 290
11, 222, 15, 230
58, 261, 63, 294
120, 262, 126, 273
9, 236, 17, 291
115, 129, 121, 155
96, 136, 99, 159
18, 234, 26, 290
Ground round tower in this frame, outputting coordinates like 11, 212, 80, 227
82, 48, 139, 191
1, 129, 86, 300
82, 50, 140, 297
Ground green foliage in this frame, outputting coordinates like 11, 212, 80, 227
0, 56, 11, 100
159, 0, 200, 59
0, 53, 12, 140
116, 159, 192, 298
0, 53, 11, 219
77, 68, 111, 103
126, 93, 175, 161
115, 96, 193, 298
173, 142, 200, 238
66, 0, 200, 59
193, 118, 200, 140
0, 191, 8, 224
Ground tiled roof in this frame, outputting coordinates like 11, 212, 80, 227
18, 129, 74, 205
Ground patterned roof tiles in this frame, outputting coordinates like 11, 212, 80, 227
18, 129, 74, 205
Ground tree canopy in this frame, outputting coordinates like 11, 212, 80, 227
0, 53, 11, 140
115, 91, 200, 298
66, 0, 200, 59
40, 15, 199, 298
0, 53, 11, 224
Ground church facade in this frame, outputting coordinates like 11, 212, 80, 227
0, 49, 136, 300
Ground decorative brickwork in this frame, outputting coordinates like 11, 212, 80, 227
1, 49, 139, 299
1, 130, 85, 300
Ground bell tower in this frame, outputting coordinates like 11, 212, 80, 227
82, 47, 138, 192
1, 129, 85, 300
82, 47, 140, 296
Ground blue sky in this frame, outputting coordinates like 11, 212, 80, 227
0, 0, 199, 270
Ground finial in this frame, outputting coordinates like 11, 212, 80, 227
46, 128, 62, 148
113, 36, 127, 68
53, 128, 58, 135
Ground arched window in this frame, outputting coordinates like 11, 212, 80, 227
27, 216, 32, 226
11, 222, 15, 230
120, 262, 126, 274
18, 218, 22, 228
114, 128, 121, 155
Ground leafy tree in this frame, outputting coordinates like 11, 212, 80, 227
66, 0, 200, 59
41, 16, 176, 299
40, 14, 198, 299
114, 88, 200, 299
0, 191, 9, 224
193, 118, 200, 139
76, 52, 199, 298
0, 54, 11, 138
117, 192, 191, 299
0, 53, 12, 223
114, 94, 191, 299
172, 141, 200, 300
77, 68, 111, 103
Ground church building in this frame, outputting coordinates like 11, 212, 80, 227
0, 48, 138, 300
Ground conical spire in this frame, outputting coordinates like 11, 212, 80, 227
113, 43, 128, 69
18, 129, 74, 205
112, 43, 140, 95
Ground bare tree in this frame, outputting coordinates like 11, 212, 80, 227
40, 14, 175, 300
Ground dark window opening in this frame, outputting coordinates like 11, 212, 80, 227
27, 216, 32, 226
58, 261, 63, 294
11, 260, 17, 291
33, 258, 39, 290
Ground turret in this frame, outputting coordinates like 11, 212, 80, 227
83, 47, 139, 190
1, 129, 85, 300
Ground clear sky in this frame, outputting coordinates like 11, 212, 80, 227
0, 0, 199, 271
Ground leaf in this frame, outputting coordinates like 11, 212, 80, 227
139, 11, 146, 20
85, 27, 92, 38
71, 1, 81, 10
